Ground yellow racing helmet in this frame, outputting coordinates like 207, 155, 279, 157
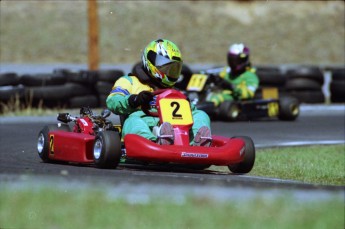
142, 39, 183, 88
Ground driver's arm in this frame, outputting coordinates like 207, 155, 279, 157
106, 76, 137, 115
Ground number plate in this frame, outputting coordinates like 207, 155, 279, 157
159, 98, 193, 125
186, 74, 208, 92
262, 87, 279, 99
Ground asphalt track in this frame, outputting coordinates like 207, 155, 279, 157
0, 105, 344, 201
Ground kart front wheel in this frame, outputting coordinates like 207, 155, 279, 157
228, 136, 255, 174
218, 101, 239, 121
37, 124, 71, 162
93, 131, 122, 169
278, 96, 300, 121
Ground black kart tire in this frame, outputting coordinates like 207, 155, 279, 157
37, 124, 71, 162
93, 131, 122, 169
228, 136, 255, 174
218, 101, 240, 121
278, 96, 300, 121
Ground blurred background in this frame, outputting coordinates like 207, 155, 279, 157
1, 0, 344, 66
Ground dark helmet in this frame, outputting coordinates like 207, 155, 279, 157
141, 39, 183, 88
227, 43, 251, 75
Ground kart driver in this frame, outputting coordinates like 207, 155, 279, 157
206, 43, 259, 106
106, 39, 212, 146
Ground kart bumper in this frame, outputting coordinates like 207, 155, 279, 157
124, 134, 245, 165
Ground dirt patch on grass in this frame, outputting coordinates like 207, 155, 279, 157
0, 1, 344, 65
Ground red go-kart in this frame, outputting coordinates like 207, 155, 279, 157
37, 89, 255, 173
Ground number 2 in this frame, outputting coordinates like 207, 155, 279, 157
171, 102, 182, 118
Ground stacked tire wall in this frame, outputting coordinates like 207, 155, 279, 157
0, 65, 344, 113
0, 69, 124, 112
256, 65, 344, 104
328, 67, 345, 103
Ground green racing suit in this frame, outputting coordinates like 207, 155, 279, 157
207, 66, 259, 106
106, 65, 211, 144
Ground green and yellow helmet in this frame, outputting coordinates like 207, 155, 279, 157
142, 39, 183, 88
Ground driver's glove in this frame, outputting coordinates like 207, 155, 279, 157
218, 78, 234, 91
210, 74, 234, 91
128, 91, 154, 108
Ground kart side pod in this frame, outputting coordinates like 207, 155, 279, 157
48, 131, 95, 163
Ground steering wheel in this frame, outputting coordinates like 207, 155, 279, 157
141, 89, 168, 117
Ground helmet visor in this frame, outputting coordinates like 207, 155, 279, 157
227, 54, 242, 69
157, 61, 183, 82
155, 56, 183, 82
147, 50, 183, 81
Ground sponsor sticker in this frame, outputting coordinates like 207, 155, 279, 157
80, 118, 88, 126
181, 152, 208, 158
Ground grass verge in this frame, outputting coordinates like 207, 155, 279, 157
0, 188, 343, 229
213, 144, 345, 186
0, 145, 344, 228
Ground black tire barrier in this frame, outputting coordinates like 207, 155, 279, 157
255, 66, 286, 87
19, 73, 67, 86
0, 65, 341, 112
288, 90, 325, 104
329, 67, 344, 103
330, 67, 345, 81
285, 78, 322, 91
68, 95, 99, 108
285, 66, 324, 85
98, 69, 124, 83
0, 85, 25, 101
0, 73, 19, 86
25, 84, 72, 100
66, 83, 95, 97
283, 66, 325, 104
330, 80, 345, 103
70, 70, 99, 85
98, 94, 108, 108
96, 81, 114, 95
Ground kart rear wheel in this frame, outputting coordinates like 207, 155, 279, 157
37, 124, 71, 162
93, 131, 122, 169
278, 96, 300, 121
218, 101, 239, 121
228, 136, 255, 174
